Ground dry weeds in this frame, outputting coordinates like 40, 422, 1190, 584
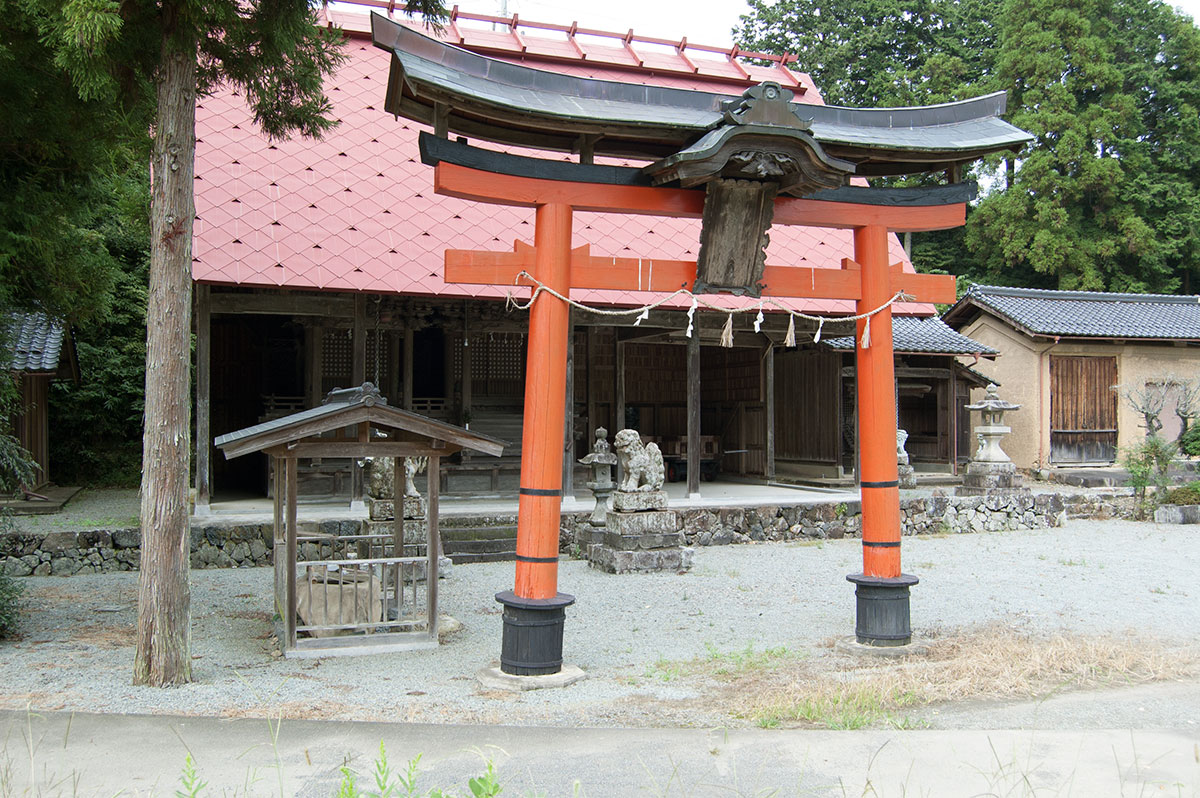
710, 624, 1200, 729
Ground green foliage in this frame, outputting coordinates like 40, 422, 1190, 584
0, 565, 22, 638
0, 0, 128, 325
333, 746, 503, 798
48, 168, 149, 487
967, 0, 1200, 292
1121, 436, 1176, 517
175, 753, 207, 798
1164, 481, 1200, 506
737, 0, 1200, 293
1181, 425, 1200, 457
735, 0, 1001, 109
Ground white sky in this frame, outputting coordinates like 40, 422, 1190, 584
445, 0, 1200, 50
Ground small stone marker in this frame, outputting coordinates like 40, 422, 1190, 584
896, 428, 917, 490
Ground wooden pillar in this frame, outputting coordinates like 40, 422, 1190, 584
351, 295, 367, 508
387, 331, 400, 406
402, 326, 414, 411
615, 338, 626, 433
764, 343, 775, 480
461, 313, 473, 428
285, 455, 298, 650
306, 325, 323, 406
848, 223, 916, 646
586, 326, 598, 439
949, 367, 959, 474
272, 455, 284, 615
687, 333, 701, 498
497, 203, 576, 677
562, 315, 575, 500
194, 284, 211, 514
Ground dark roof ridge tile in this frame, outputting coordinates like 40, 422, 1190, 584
968, 284, 1200, 305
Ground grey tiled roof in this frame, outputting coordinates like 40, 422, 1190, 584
4, 313, 65, 372
946, 285, 1200, 339
824, 316, 997, 355
214, 383, 506, 457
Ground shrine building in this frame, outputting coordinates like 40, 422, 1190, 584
192, 3, 999, 509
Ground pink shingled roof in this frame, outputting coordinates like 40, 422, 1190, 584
193, 10, 929, 316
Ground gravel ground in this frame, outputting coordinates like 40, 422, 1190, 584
0, 518, 1196, 729
9, 489, 140, 534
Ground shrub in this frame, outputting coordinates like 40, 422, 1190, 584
1164, 481, 1200, 506
0, 569, 22, 638
1180, 425, 1200, 457
1121, 436, 1176, 518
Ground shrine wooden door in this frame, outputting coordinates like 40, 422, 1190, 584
1050, 355, 1118, 464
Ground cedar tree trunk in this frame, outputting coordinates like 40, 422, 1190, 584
134, 29, 196, 687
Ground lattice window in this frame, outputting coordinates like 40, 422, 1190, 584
322, 329, 352, 388
470, 332, 526, 397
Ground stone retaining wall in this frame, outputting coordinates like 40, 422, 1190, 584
561, 491, 1133, 551
1, 490, 1140, 576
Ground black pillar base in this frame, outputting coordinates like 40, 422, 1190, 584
496, 590, 576, 675
846, 573, 919, 647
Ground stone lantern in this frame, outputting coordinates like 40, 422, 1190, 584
578, 427, 618, 530
957, 384, 1026, 495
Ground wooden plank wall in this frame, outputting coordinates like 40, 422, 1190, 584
774, 350, 840, 464
1049, 355, 1119, 463
17, 375, 50, 488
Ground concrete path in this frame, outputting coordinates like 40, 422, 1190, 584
3, 704, 1197, 797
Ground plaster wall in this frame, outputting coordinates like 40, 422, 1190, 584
957, 313, 1200, 469
955, 315, 1044, 468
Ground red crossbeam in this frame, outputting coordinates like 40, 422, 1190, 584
435, 163, 966, 233
446, 242, 956, 304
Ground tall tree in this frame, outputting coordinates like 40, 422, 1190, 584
734, 0, 1001, 108
968, 0, 1200, 292
734, 0, 1002, 280
37, 0, 445, 686
0, 2, 126, 324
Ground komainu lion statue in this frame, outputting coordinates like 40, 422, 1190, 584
614, 428, 665, 492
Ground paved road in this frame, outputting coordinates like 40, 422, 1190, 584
2, 703, 1198, 797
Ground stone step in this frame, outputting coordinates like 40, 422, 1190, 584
445, 537, 518, 554
439, 525, 519, 542
448, 550, 517, 564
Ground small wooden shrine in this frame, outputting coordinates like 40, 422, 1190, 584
215, 383, 504, 657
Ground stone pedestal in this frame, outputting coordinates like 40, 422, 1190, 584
586, 490, 692, 574
365, 495, 450, 577
956, 461, 1029, 497
367, 495, 427, 522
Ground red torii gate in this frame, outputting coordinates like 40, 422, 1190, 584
435, 160, 960, 672
369, 10, 1029, 676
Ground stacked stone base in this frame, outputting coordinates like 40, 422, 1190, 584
365, 496, 451, 579
586, 490, 693, 573
956, 461, 1028, 496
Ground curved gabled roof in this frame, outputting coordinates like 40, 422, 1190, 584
372, 12, 1031, 174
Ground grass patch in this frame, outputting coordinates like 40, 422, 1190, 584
721, 625, 1199, 730
703, 642, 799, 675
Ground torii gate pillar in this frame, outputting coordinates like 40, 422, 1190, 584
847, 224, 917, 645
494, 203, 577, 675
